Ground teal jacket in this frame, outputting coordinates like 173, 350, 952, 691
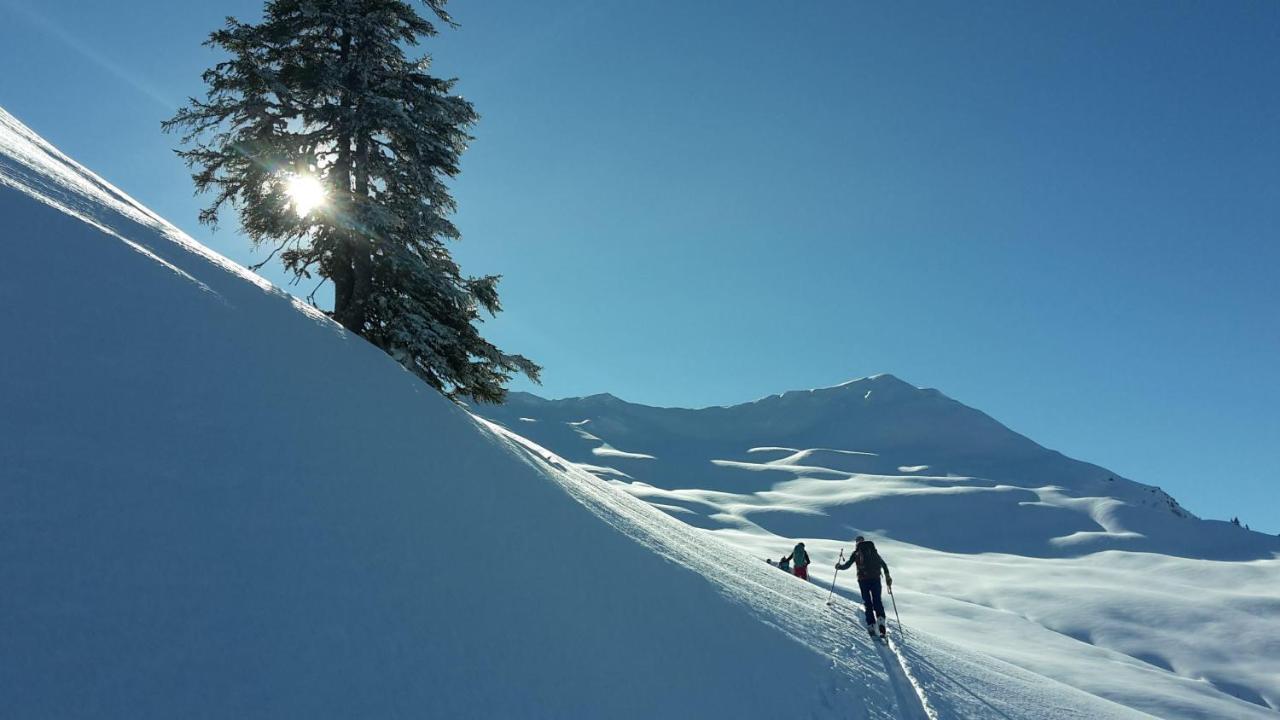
791, 543, 810, 568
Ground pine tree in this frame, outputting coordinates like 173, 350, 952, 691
163, 0, 539, 402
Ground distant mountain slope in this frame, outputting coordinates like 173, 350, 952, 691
478, 376, 1276, 561
475, 380, 1280, 717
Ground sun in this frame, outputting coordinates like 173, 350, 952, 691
285, 173, 326, 218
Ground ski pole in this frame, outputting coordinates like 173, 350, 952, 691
888, 582, 902, 631
826, 550, 844, 605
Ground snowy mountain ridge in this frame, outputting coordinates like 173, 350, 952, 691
507, 371, 1194, 512
3, 105, 1277, 719
477, 375, 1280, 716
482, 372, 1256, 559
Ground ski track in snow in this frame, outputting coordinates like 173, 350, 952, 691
480, 421, 908, 719
877, 628, 940, 720
481, 420, 1154, 720
825, 603, 935, 720
881, 639, 937, 720
476, 388, 1280, 719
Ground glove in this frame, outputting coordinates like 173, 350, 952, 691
886, 576, 893, 588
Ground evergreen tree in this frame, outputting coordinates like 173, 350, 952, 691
163, 0, 538, 402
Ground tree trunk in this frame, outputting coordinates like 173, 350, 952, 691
331, 29, 359, 332
331, 239, 355, 329
342, 27, 375, 335
347, 132, 373, 333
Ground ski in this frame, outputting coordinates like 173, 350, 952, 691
828, 601, 890, 644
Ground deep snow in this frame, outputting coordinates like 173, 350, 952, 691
478, 381, 1280, 718
0, 107, 860, 718
0, 107, 1177, 718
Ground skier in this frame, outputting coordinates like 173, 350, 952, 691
836, 535, 892, 639
778, 553, 792, 573
790, 542, 811, 580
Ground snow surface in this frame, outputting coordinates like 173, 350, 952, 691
0, 106, 1181, 718
479, 383, 1280, 718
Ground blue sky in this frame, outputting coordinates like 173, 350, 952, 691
2, 0, 1276, 532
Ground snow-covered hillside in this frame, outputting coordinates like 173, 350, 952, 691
4, 103, 1276, 719
0, 107, 1176, 719
477, 381, 1280, 718
0, 107, 843, 718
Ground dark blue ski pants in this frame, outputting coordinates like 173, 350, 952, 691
858, 578, 885, 625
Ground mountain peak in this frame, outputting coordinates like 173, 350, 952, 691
831, 373, 920, 393
840, 372, 909, 386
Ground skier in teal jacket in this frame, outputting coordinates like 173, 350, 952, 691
790, 542, 811, 580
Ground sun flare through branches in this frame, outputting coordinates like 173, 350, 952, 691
284, 173, 326, 218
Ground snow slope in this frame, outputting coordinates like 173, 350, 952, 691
478, 382, 1280, 718
0, 107, 853, 718
0, 107, 1165, 718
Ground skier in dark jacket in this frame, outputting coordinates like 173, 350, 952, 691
790, 542, 811, 580
837, 535, 892, 638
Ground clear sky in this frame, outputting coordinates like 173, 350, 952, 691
2, 1, 1276, 532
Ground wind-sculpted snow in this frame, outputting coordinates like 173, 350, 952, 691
0, 107, 311, 310
483, 424, 1150, 720
481, 383, 1275, 561
476, 384, 1280, 718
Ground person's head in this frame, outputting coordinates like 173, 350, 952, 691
855, 535, 866, 544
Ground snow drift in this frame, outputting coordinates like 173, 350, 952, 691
477, 381, 1280, 718
481, 379, 1278, 561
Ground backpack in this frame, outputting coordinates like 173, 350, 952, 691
793, 545, 809, 568
855, 541, 882, 576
